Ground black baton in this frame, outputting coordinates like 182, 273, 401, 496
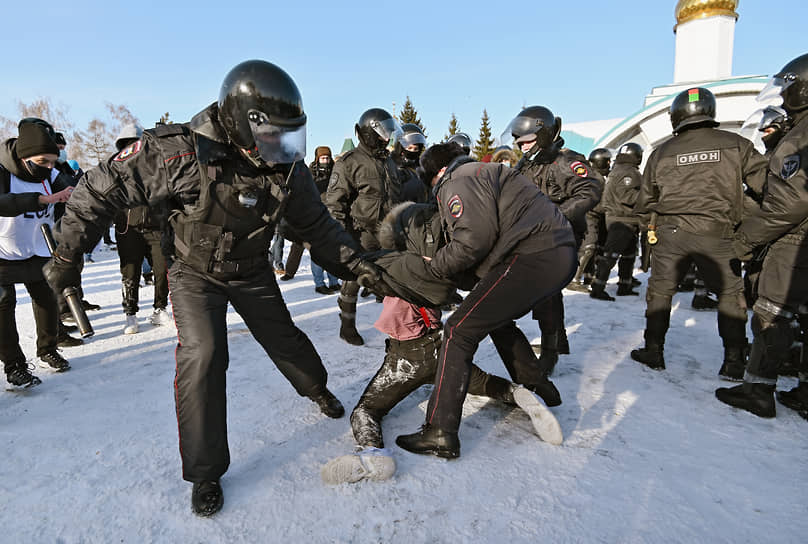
40, 224, 94, 338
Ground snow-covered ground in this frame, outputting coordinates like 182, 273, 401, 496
1, 246, 806, 543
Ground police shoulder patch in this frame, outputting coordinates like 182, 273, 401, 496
570, 161, 588, 177
623, 176, 633, 186
781, 154, 801, 179
447, 194, 463, 218
114, 140, 142, 162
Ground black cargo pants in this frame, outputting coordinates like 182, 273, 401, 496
644, 225, 747, 349
169, 260, 330, 482
425, 246, 576, 433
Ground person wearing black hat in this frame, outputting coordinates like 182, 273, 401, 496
631, 87, 768, 382
42, 60, 388, 516
395, 142, 576, 459
0, 121, 74, 388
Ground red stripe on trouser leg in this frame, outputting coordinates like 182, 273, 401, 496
427, 255, 518, 425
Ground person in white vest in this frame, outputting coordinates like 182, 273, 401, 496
0, 121, 74, 388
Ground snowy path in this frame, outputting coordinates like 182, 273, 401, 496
1, 247, 805, 543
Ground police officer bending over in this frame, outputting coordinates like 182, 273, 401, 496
43, 60, 385, 517
395, 142, 576, 459
632, 87, 768, 379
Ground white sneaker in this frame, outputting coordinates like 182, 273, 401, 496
150, 308, 172, 326
123, 315, 139, 335
513, 386, 563, 445
321, 447, 396, 485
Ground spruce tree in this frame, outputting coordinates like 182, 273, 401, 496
398, 96, 426, 135
473, 109, 495, 160
444, 113, 459, 141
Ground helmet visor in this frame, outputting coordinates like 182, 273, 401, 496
500, 114, 544, 147
369, 117, 403, 143
398, 130, 426, 149
755, 74, 797, 107
741, 105, 787, 153
248, 109, 306, 165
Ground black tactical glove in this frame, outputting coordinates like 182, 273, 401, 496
352, 260, 397, 298
43, 255, 81, 294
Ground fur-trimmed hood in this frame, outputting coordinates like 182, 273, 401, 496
378, 200, 442, 257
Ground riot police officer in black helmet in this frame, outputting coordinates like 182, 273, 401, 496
394, 123, 429, 203
43, 59, 388, 517
326, 107, 403, 345
718, 53, 808, 418
632, 86, 767, 382
502, 105, 602, 376
446, 132, 472, 155
590, 142, 644, 300
569, 148, 612, 290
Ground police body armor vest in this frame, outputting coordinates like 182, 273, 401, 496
170, 131, 293, 276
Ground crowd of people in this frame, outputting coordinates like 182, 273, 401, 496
1, 52, 805, 517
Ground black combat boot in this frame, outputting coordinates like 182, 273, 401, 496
396, 424, 460, 458
691, 293, 718, 310
776, 382, 808, 420
537, 331, 561, 377
718, 345, 746, 382
337, 296, 364, 346
558, 328, 570, 355
309, 388, 345, 418
57, 322, 84, 348
631, 344, 665, 370
589, 280, 615, 301
524, 375, 562, 407
715, 382, 776, 418
616, 282, 639, 296
191, 480, 223, 517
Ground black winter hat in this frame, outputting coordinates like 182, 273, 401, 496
418, 142, 466, 185
16, 122, 59, 158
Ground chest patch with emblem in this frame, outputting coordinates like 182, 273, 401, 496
781, 154, 801, 179
570, 161, 588, 177
114, 140, 142, 162
623, 176, 633, 185
447, 195, 463, 218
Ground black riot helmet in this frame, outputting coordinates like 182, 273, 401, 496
757, 53, 808, 115
501, 106, 562, 159
356, 108, 403, 153
588, 148, 612, 176
217, 59, 307, 168
446, 132, 472, 155
669, 87, 718, 134
394, 123, 427, 167
615, 142, 643, 166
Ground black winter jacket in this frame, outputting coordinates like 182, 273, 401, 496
431, 157, 575, 280
0, 139, 49, 218
515, 140, 602, 234
601, 160, 642, 224
636, 126, 768, 237
55, 104, 362, 279
325, 144, 401, 237
735, 111, 808, 253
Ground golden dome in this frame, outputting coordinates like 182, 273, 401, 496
675, 0, 739, 27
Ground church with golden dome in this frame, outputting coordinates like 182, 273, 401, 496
562, 0, 768, 158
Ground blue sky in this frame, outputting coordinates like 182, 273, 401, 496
1, 0, 804, 161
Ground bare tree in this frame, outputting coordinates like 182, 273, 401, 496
0, 98, 83, 161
